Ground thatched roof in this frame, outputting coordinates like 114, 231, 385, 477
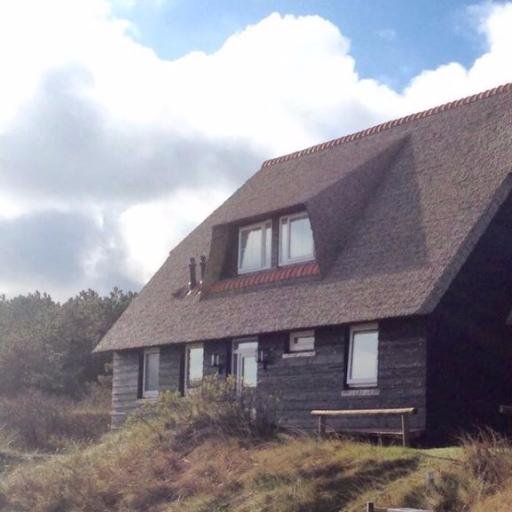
95, 83, 512, 352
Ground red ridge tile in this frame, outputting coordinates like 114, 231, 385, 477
262, 82, 512, 169
208, 262, 320, 294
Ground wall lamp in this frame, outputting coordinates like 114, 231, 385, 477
257, 348, 270, 370
210, 353, 224, 374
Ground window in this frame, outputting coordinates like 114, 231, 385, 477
289, 330, 315, 353
279, 212, 314, 266
142, 348, 160, 398
347, 324, 379, 388
185, 344, 204, 392
232, 339, 258, 390
238, 220, 272, 274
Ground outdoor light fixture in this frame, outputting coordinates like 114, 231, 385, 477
210, 353, 223, 373
257, 348, 269, 370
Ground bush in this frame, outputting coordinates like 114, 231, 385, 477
461, 429, 512, 496
133, 376, 280, 451
128, 377, 278, 456
421, 429, 512, 511
0, 376, 279, 512
0, 390, 110, 451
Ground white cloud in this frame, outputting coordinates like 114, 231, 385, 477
119, 188, 229, 282
1, 0, 512, 299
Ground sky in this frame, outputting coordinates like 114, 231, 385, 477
1, 0, 512, 300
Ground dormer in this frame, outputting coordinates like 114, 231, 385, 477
237, 209, 315, 276
202, 137, 407, 294
236, 210, 316, 275
202, 207, 318, 293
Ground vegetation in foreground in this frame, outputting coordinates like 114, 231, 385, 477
0, 287, 134, 455
1, 378, 512, 512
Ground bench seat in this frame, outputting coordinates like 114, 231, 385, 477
311, 407, 418, 446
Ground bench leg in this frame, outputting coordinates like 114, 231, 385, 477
318, 416, 326, 436
366, 502, 375, 512
401, 414, 410, 447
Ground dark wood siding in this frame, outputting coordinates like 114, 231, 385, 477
203, 340, 230, 378
159, 345, 184, 393
111, 319, 427, 432
258, 318, 427, 432
112, 345, 184, 428
112, 350, 140, 428
427, 193, 512, 441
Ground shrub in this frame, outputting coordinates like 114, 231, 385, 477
0, 390, 110, 451
132, 375, 280, 451
460, 429, 512, 496
0, 376, 279, 512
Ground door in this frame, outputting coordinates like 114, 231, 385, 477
232, 339, 258, 391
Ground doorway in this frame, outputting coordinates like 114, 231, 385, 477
232, 339, 258, 391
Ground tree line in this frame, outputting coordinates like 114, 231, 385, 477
0, 288, 135, 398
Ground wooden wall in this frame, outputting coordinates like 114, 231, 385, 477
427, 193, 512, 441
159, 344, 184, 393
258, 318, 427, 432
111, 345, 184, 428
111, 350, 140, 428
111, 318, 428, 432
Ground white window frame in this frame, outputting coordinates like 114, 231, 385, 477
346, 323, 379, 388
237, 219, 272, 274
232, 337, 258, 392
288, 330, 315, 353
184, 343, 204, 393
142, 347, 160, 399
279, 211, 314, 266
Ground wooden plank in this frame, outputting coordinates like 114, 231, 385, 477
311, 407, 417, 417
330, 428, 423, 437
401, 414, 410, 447
366, 503, 433, 512
387, 509, 433, 512
318, 415, 326, 436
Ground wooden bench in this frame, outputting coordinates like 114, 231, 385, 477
366, 502, 432, 512
311, 407, 418, 447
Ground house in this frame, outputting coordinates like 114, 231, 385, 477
95, 83, 512, 442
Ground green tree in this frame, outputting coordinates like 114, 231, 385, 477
58, 287, 136, 396
0, 288, 135, 398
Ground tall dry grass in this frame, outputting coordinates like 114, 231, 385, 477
2, 380, 512, 512
0, 387, 110, 452
0, 376, 280, 512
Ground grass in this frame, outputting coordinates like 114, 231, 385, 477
1, 379, 512, 511
0, 388, 110, 452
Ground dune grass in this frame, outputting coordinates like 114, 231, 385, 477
1, 379, 512, 511
0, 388, 110, 452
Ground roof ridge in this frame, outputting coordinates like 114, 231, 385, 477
262, 82, 512, 168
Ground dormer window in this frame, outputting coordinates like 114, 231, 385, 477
279, 212, 314, 266
238, 220, 272, 274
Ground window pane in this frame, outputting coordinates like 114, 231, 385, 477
290, 335, 315, 352
144, 352, 159, 392
234, 340, 258, 389
289, 216, 314, 260
350, 330, 378, 382
188, 346, 204, 388
242, 355, 257, 387
240, 227, 262, 270
280, 218, 288, 262
235, 341, 258, 351
265, 223, 272, 266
